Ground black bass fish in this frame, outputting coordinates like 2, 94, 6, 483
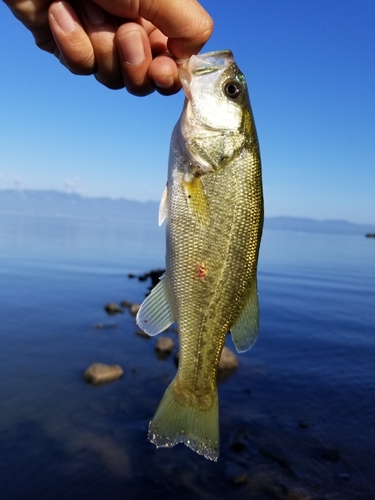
137, 50, 263, 461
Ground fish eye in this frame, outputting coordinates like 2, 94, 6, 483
223, 80, 242, 99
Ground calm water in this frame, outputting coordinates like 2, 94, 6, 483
1, 213, 375, 500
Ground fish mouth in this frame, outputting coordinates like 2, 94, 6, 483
177, 50, 234, 99
177, 50, 234, 74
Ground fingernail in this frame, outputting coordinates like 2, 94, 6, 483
154, 75, 175, 89
51, 2, 76, 33
119, 31, 145, 66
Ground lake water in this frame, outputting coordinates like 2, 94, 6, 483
1, 213, 375, 500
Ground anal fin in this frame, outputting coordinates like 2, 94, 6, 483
230, 278, 259, 352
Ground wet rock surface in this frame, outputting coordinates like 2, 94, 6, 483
218, 346, 239, 371
120, 300, 131, 308
155, 336, 174, 353
104, 302, 123, 315
83, 363, 123, 385
129, 303, 141, 317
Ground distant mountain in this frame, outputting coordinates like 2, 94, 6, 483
0, 189, 373, 235
264, 216, 374, 236
0, 189, 157, 221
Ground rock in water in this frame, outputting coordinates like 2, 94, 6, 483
218, 346, 239, 371
155, 337, 175, 360
155, 337, 175, 353
104, 303, 123, 315
120, 300, 131, 308
83, 363, 123, 385
129, 304, 141, 316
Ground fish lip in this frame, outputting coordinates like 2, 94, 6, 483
177, 49, 234, 100
175, 50, 233, 68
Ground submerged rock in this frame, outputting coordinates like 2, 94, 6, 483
129, 304, 141, 316
155, 337, 174, 353
83, 363, 123, 385
218, 346, 239, 372
136, 329, 151, 339
104, 302, 123, 315
155, 337, 174, 360
120, 300, 131, 308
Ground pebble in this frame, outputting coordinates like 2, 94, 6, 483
83, 363, 123, 385
218, 346, 239, 372
136, 329, 151, 339
120, 300, 131, 308
155, 336, 175, 353
129, 304, 141, 316
104, 302, 123, 315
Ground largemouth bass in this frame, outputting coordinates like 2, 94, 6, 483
136, 50, 263, 461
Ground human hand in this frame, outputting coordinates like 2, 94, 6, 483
4, 0, 213, 95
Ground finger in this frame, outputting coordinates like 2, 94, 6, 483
48, 1, 95, 75
148, 54, 181, 96
4, 0, 57, 52
77, 1, 124, 89
135, 24, 179, 94
93, 0, 214, 58
116, 22, 154, 96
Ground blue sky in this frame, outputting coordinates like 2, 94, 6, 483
1, 0, 374, 224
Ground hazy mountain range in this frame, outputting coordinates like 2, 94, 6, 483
0, 189, 373, 236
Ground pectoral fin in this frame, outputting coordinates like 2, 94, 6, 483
158, 184, 168, 226
230, 279, 259, 352
183, 176, 210, 226
136, 274, 174, 335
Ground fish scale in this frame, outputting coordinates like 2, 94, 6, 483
137, 50, 263, 460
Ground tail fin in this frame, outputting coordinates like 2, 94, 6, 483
148, 378, 219, 461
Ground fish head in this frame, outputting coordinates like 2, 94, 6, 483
177, 50, 252, 172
